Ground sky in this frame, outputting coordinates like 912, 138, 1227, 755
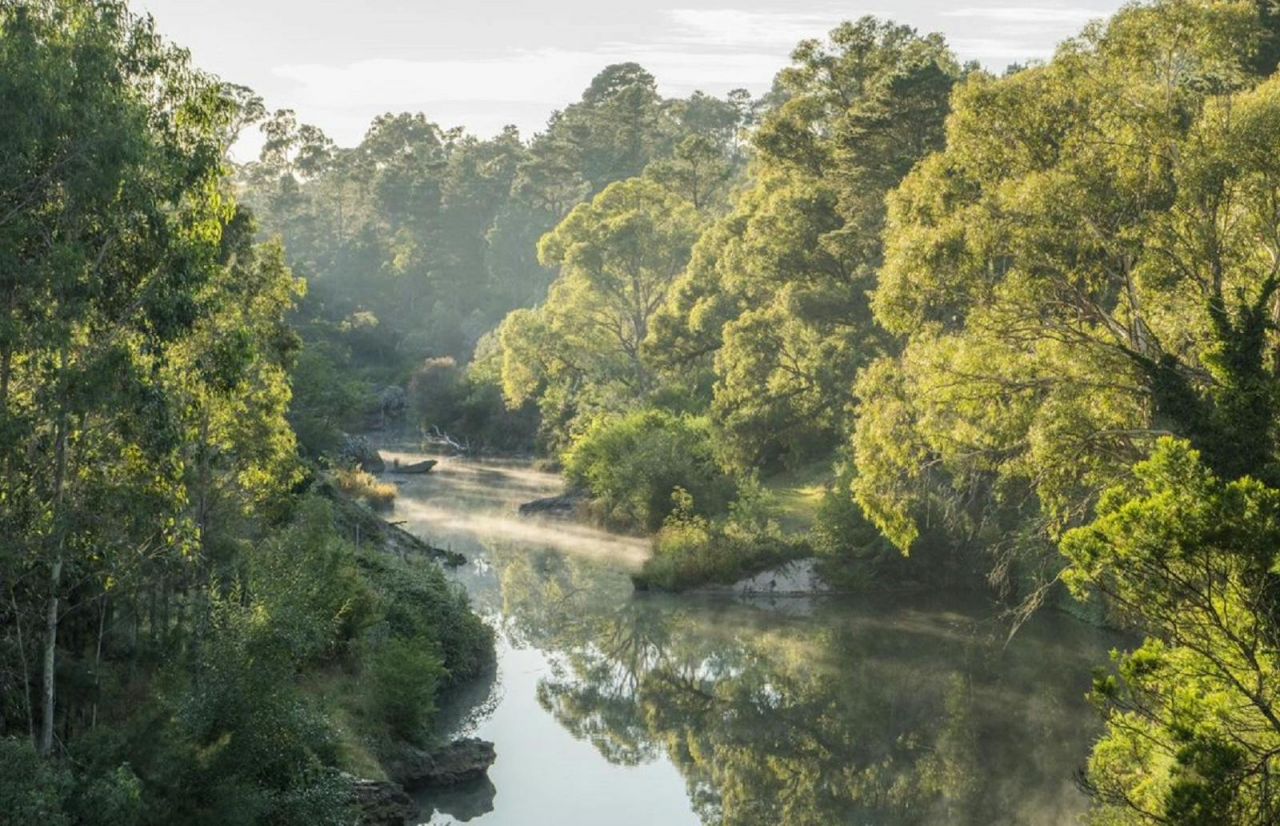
134, 1, 1126, 156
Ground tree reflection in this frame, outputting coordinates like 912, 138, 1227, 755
481, 541, 1111, 825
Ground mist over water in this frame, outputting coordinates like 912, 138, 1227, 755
385, 446, 1122, 825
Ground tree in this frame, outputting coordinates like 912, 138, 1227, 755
0, 0, 236, 755
647, 18, 960, 468
1061, 439, 1280, 823
498, 178, 702, 438
855, 1, 1280, 565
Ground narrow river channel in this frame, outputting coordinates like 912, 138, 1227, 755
381, 446, 1122, 826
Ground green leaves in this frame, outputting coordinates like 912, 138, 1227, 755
499, 178, 702, 440
641, 20, 959, 470
858, 0, 1280, 560
1059, 440, 1280, 822
563, 409, 731, 531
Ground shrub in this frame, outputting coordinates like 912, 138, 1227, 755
247, 498, 376, 663
288, 340, 373, 457
563, 409, 733, 531
637, 485, 804, 591
407, 356, 463, 427
407, 343, 540, 453
367, 636, 446, 743
0, 737, 70, 825
355, 551, 493, 688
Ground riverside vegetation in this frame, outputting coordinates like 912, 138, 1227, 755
0, 4, 489, 823
6, 0, 1280, 823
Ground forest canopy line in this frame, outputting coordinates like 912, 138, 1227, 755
6, 0, 1280, 823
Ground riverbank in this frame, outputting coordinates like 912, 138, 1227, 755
309, 476, 499, 824
380, 449, 1125, 825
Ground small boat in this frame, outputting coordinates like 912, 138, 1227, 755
391, 458, 438, 474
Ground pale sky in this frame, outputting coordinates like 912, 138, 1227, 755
134, 1, 1125, 155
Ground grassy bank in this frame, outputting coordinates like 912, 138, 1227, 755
631, 476, 817, 592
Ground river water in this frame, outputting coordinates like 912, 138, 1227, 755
382, 448, 1121, 826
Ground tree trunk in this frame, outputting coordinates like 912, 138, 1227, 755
38, 554, 62, 755
39, 354, 70, 757
91, 594, 107, 730
9, 584, 35, 743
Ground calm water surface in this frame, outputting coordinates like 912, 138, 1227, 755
382, 448, 1120, 826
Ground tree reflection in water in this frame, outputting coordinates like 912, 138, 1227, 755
388, 456, 1118, 825
486, 543, 1116, 826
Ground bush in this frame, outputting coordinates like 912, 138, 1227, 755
563, 410, 733, 531
407, 341, 540, 453
367, 636, 446, 743
637, 484, 805, 591
288, 339, 373, 457
407, 356, 463, 427
247, 498, 376, 662
0, 737, 70, 825
355, 550, 493, 688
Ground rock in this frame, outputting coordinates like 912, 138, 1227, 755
391, 738, 497, 790
391, 458, 437, 475
414, 776, 496, 822
340, 434, 386, 474
347, 775, 418, 826
733, 558, 831, 597
518, 491, 587, 518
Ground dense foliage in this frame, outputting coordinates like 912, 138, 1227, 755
1061, 440, 1280, 823
0, 3, 489, 820
563, 409, 731, 531
10, 0, 1280, 821
238, 65, 751, 455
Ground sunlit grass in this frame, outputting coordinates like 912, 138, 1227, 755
763, 460, 832, 535
298, 667, 387, 781
334, 467, 397, 511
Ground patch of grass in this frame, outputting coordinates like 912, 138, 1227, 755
633, 484, 808, 592
763, 460, 833, 534
333, 468, 397, 511
299, 669, 386, 781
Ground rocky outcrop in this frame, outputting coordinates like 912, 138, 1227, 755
732, 558, 832, 597
346, 740, 496, 824
390, 738, 497, 790
340, 434, 386, 474
518, 491, 588, 518
419, 776, 497, 822
347, 776, 417, 826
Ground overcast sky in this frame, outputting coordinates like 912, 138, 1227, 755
134, 1, 1124, 154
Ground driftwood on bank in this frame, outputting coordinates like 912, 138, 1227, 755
423, 425, 472, 456
518, 490, 588, 518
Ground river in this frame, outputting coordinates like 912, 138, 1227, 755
381, 447, 1122, 826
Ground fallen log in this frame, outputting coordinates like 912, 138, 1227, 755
518, 490, 588, 518
316, 480, 465, 567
